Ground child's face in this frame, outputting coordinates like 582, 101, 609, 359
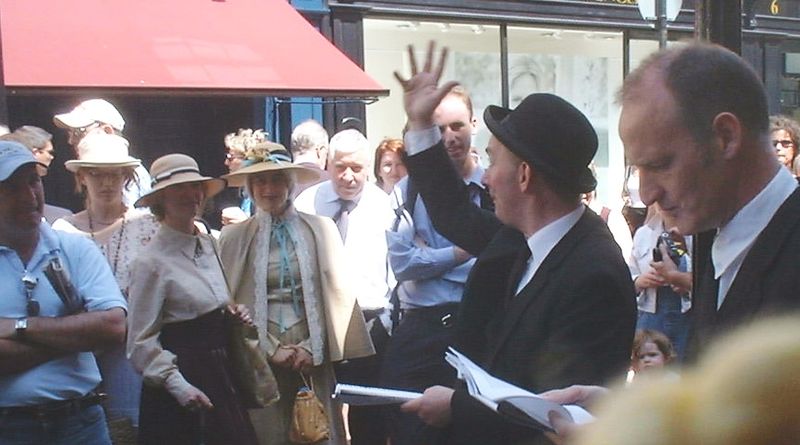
634, 341, 667, 372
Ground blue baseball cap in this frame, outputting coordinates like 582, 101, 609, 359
0, 141, 44, 181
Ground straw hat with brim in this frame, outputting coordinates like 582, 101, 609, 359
484, 93, 598, 194
64, 133, 140, 173
134, 153, 226, 208
223, 141, 322, 188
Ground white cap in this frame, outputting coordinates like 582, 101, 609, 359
54, 99, 125, 131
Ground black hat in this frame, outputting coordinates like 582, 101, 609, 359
484, 93, 598, 194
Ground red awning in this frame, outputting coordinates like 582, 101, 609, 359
0, 0, 387, 97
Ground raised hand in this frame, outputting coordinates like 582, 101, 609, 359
393, 41, 460, 130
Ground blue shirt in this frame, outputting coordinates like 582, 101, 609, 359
386, 166, 485, 309
0, 223, 127, 406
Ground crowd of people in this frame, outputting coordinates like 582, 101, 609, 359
2, 39, 800, 445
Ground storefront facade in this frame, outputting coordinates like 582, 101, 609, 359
324, 0, 800, 205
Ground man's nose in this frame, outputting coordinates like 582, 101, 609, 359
638, 173, 660, 206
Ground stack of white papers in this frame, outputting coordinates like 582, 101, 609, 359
332, 383, 422, 406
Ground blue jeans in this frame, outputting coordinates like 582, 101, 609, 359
637, 287, 689, 362
0, 404, 111, 445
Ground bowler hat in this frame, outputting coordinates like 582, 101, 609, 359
484, 93, 597, 193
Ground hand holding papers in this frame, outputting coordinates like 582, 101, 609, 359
445, 348, 594, 433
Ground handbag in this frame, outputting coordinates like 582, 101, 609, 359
227, 319, 280, 408
289, 373, 330, 444
211, 239, 280, 408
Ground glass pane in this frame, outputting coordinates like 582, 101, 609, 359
364, 19, 501, 168
507, 26, 624, 209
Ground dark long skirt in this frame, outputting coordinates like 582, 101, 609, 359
138, 308, 258, 445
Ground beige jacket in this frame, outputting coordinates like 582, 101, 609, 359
218, 210, 374, 364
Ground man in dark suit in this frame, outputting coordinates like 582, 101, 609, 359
398, 44, 636, 444
619, 42, 800, 359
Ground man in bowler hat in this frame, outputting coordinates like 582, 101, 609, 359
398, 43, 636, 444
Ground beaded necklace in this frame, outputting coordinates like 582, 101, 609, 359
88, 210, 127, 276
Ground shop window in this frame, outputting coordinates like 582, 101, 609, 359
507, 26, 624, 209
364, 19, 501, 172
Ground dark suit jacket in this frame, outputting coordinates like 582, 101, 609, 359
690, 187, 800, 358
406, 143, 636, 445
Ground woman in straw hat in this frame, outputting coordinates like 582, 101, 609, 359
52, 132, 159, 434
218, 141, 374, 445
126, 154, 258, 445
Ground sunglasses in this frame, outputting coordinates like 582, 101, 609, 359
22, 274, 40, 316
69, 122, 101, 140
772, 139, 794, 148
225, 152, 246, 161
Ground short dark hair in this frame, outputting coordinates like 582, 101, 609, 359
620, 42, 769, 145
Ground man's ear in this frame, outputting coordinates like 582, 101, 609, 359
711, 112, 743, 160
519, 161, 533, 192
470, 116, 479, 136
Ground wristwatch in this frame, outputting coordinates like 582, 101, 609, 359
14, 317, 27, 338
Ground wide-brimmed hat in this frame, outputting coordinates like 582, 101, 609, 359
64, 133, 140, 173
484, 93, 598, 194
0, 141, 46, 181
223, 140, 322, 187
134, 153, 226, 208
53, 99, 125, 131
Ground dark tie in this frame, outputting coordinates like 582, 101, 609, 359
467, 182, 494, 212
506, 247, 532, 305
333, 199, 355, 241
686, 230, 718, 361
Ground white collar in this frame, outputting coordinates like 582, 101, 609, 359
526, 205, 585, 272
713, 167, 797, 279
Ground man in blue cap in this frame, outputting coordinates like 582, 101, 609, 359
0, 141, 127, 444
397, 44, 636, 444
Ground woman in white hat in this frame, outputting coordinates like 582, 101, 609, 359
126, 153, 258, 445
218, 142, 374, 445
51, 132, 159, 434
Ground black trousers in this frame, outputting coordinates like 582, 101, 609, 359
335, 310, 391, 445
380, 303, 459, 445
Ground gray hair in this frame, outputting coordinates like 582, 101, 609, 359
8, 125, 52, 151
291, 120, 329, 157
328, 128, 369, 162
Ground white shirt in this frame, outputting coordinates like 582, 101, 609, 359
516, 205, 584, 294
294, 180, 395, 310
713, 167, 797, 308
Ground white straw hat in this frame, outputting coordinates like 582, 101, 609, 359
64, 133, 140, 173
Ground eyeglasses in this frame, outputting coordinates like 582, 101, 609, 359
69, 122, 101, 140
225, 152, 245, 161
772, 139, 794, 148
84, 169, 125, 181
22, 274, 40, 316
